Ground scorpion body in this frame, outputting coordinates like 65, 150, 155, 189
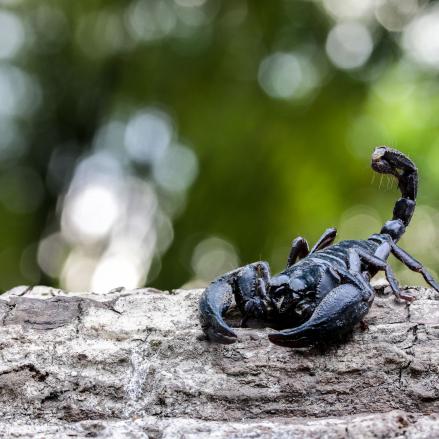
199, 147, 439, 347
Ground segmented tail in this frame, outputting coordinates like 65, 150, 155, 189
371, 146, 418, 242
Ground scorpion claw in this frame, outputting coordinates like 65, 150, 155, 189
204, 319, 237, 344
268, 329, 314, 348
269, 284, 370, 348
199, 277, 238, 344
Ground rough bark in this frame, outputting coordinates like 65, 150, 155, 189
0, 284, 439, 438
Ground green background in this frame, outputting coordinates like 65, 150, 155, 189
0, 0, 438, 292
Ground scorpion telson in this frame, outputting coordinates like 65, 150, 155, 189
199, 146, 439, 347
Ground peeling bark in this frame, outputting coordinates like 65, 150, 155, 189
0, 285, 439, 438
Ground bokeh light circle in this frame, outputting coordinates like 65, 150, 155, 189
326, 22, 373, 70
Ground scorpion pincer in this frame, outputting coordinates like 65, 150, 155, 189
199, 146, 439, 347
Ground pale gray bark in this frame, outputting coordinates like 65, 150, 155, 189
0, 284, 439, 438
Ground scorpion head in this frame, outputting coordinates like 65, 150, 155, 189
269, 266, 320, 315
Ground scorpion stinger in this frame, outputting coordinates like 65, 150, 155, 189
371, 146, 439, 291
199, 146, 439, 348
371, 146, 417, 242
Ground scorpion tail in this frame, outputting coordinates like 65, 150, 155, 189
371, 146, 417, 242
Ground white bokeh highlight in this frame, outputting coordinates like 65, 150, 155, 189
258, 52, 320, 100
62, 184, 120, 243
55, 104, 196, 293
125, 110, 173, 165
403, 6, 439, 70
322, 0, 375, 21
0, 11, 25, 59
326, 22, 373, 70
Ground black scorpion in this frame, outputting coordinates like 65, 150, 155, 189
199, 147, 439, 347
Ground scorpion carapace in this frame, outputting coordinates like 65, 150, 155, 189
198, 146, 439, 348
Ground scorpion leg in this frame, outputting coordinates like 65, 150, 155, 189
353, 247, 408, 300
287, 237, 309, 267
199, 262, 272, 344
347, 245, 414, 302
287, 228, 337, 268
390, 242, 439, 292
309, 228, 337, 254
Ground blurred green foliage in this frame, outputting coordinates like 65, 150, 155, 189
0, 0, 438, 292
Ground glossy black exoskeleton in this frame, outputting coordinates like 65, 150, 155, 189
199, 147, 439, 347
